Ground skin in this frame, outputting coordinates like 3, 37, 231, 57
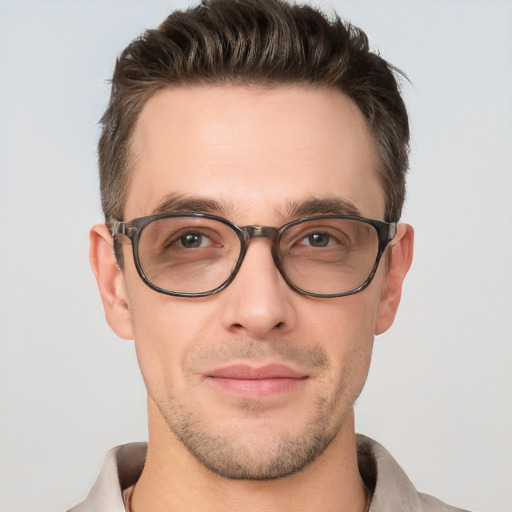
90, 85, 414, 512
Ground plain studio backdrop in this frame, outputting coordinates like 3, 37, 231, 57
0, 1, 511, 511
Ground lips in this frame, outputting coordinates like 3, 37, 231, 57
206, 364, 308, 399
208, 364, 307, 380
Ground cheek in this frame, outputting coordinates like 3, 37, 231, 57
305, 294, 378, 386
310, 293, 379, 351
125, 274, 222, 397
124, 273, 187, 387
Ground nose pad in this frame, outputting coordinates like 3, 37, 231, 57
220, 239, 297, 338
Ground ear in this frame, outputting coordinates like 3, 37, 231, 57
375, 224, 414, 335
89, 223, 133, 340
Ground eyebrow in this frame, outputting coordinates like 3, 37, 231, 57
152, 193, 232, 216
285, 197, 362, 218
152, 193, 361, 220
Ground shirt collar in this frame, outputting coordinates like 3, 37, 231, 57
69, 435, 437, 512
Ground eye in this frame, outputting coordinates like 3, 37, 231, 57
302, 232, 333, 248
297, 229, 349, 250
176, 232, 210, 249
171, 230, 216, 249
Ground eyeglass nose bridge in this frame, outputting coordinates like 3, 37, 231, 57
231, 225, 286, 289
241, 225, 280, 242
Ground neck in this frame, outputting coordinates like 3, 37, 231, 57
131, 400, 368, 512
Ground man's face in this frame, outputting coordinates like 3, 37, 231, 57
93, 85, 411, 479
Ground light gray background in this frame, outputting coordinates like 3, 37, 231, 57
1, 1, 511, 511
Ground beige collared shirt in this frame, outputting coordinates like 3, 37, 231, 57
68, 435, 471, 512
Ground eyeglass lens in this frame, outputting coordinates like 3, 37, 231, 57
135, 216, 381, 296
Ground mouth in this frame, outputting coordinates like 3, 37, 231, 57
205, 364, 309, 400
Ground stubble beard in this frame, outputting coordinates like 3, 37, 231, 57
153, 343, 368, 481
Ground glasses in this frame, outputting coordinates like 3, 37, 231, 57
110, 213, 397, 298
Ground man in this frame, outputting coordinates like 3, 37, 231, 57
71, 0, 469, 510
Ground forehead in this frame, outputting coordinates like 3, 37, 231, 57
126, 85, 385, 222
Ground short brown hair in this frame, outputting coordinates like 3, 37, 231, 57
99, 0, 409, 223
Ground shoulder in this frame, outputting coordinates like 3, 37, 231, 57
67, 443, 147, 512
356, 434, 471, 512
418, 492, 472, 511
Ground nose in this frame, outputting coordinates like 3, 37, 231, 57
220, 239, 297, 339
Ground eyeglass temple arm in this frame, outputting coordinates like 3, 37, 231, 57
388, 222, 397, 240
109, 219, 125, 237
109, 219, 139, 238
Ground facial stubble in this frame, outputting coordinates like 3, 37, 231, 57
152, 339, 371, 481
